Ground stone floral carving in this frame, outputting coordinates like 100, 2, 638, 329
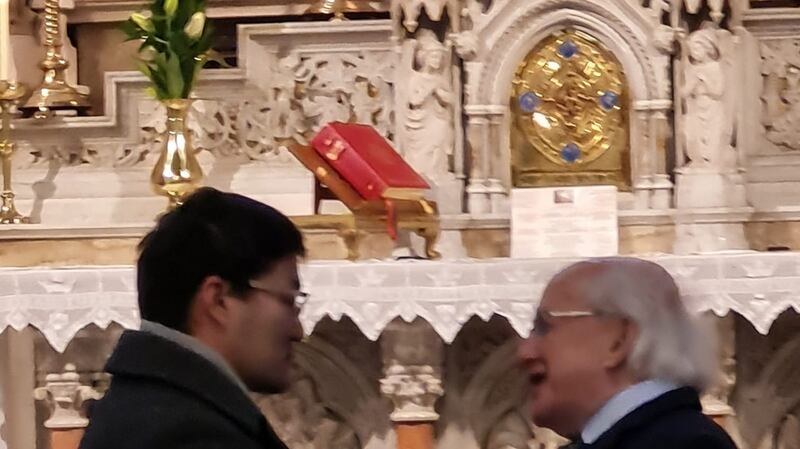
761, 40, 800, 152
256, 367, 359, 449
401, 30, 455, 180
13, 49, 396, 170
681, 27, 736, 169
33, 364, 103, 429
380, 362, 444, 422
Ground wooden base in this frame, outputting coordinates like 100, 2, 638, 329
50, 429, 85, 449
396, 423, 435, 449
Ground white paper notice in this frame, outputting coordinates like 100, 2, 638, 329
511, 186, 618, 258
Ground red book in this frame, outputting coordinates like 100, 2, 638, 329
311, 123, 430, 202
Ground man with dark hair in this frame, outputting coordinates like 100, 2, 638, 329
81, 188, 306, 449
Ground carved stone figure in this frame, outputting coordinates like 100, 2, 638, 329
391, 0, 459, 34
682, 27, 736, 169
403, 30, 454, 180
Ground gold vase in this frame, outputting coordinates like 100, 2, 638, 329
150, 99, 203, 210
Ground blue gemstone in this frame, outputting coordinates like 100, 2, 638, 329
560, 144, 581, 163
518, 92, 540, 113
599, 91, 619, 111
558, 40, 578, 59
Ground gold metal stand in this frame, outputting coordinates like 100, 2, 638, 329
0, 81, 30, 224
305, 0, 377, 19
23, 0, 89, 117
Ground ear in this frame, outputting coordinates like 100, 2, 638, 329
605, 318, 638, 369
189, 275, 230, 332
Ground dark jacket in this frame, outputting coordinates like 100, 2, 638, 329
569, 387, 737, 449
80, 330, 288, 449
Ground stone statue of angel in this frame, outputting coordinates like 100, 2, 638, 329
682, 26, 737, 169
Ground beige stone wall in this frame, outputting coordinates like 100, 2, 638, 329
75, 22, 138, 115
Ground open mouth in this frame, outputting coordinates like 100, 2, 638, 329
529, 369, 547, 386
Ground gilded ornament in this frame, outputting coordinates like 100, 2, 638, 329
510, 30, 630, 189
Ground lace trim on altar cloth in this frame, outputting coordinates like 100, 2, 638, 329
2, 253, 800, 352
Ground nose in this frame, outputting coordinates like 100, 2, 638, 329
517, 334, 542, 366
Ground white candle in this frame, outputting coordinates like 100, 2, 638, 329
0, 0, 10, 80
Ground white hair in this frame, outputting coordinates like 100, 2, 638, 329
562, 257, 717, 392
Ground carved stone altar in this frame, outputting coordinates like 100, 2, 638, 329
3, 2, 800, 449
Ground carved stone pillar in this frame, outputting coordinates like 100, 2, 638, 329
34, 364, 104, 449
701, 315, 744, 448
465, 110, 491, 215
380, 321, 444, 449
0, 328, 36, 449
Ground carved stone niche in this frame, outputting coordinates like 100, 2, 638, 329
436, 317, 566, 449
254, 332, 394, 449
461, 0, 674, 213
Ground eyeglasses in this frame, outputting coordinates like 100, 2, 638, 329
248, 280, 310, 312
531, 310, 599, 337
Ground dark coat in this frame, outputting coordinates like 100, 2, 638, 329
568, 387, 738, 449
80, 330, 288, 449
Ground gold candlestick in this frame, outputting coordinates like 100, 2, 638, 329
0, 80, 29, 224
305, 0, 377, 19
23, 0, 89, 116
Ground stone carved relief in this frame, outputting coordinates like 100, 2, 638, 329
757, 414, 800, 449
380, 362, 444, 422
391, 0, 460, 34
738, 332, 800, 449
257, 368, 359, 449
14, 50, 396, 170
256, 336, 393, 449
33, 363, 103, 429
438, 324, 565, 449
760, 40, 800, 152
400, 30, 455, 181
681, 26, 737, 169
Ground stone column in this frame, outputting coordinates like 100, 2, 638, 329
701, 315, 744, 448
0, 328, 37, 449
34, 364, 104, 449
465, 110, 491, 215
380, 321, 444, 449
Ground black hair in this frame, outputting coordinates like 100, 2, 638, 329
136, 187, 305, 331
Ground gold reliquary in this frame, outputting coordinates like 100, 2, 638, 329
510, 29, 631, 190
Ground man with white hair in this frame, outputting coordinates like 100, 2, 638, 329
518, 257, 737, 449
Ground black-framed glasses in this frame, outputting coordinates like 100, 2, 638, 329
532, 310, 598, 337
248, 280, 310, 311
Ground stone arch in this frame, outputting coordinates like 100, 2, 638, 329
476, 1, 656, 107
256, 336, 394, 449
437, 338, 564, 449
737, 333, 800, 448
463, 0, 669, 211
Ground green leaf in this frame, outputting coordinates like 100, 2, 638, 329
205, 49, 231, 68
135, 61, 153, 79
120, 19, 146, 41
130, 13, 155, 33
166, 51, 186, 98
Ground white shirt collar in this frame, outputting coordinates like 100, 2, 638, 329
581, 379, 678, 444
